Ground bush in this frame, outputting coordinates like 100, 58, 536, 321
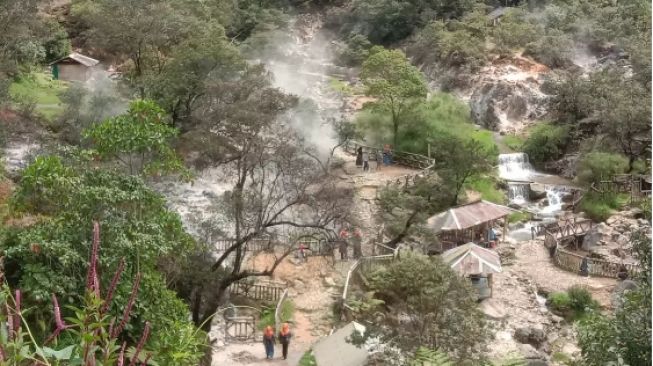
522, 123, 570, 163
338, 34, 373, 66
568, 285, 599, 313
12, 92, 37, 117
576, 152, 629, 186
548, 291, 571, 315
579, 192, 624, 222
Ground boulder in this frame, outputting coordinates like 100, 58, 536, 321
530, 183, 548, 200
518, 343, 542, 360
582, 223, 612, 251
514, 326, 547, 347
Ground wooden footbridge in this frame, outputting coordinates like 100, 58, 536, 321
542, 218, 593, 250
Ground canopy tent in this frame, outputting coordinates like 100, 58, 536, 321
441, 243, 502, 276
426, 200, 517, 250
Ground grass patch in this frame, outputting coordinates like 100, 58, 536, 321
465, 175, 506, 204
503, 134, 525, 152
328, 77, 354, 95
508, 211, 530, 223
258, 299, 294, 330
547, 285, 599, 322
299, 350, 317, 366
9, 72, 67, 121
579, 192, 629, 222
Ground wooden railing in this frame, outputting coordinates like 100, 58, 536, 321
553, 247, 640, 279
215, 237, 273, 252
340, 250, 399, 321
343, 140, 435, 170
274, 289, 289, 331
230, 282, 285, 302
590, 174, 651, 204
542, 218, 593, 249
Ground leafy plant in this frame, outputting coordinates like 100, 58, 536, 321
410, 347, 453, 366
522, 123, 570, 164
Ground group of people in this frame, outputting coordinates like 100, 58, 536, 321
263, 323, 292, 360
356, 144, 393, 172
338, 226, 362, 260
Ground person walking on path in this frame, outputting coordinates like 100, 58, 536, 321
263, 326, 276, 359
356, 146, 363, 166
339, 227, 350, 260
362, 150, 370, 172
278, 323, 292, 360
352, 227, 363, 258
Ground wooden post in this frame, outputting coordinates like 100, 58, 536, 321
502, 216, 508, 244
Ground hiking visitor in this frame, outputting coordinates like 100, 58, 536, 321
297, 242, 307, 263
579, 256, 589, 277
339, 227, 349, 260
356, 146, 363, 166
376, 150, 383, 171
279, 323, 292, 360
362, 150, 370, 172
383, 144, 393, 165
352, 227, 363, 258
263, 326, 275, 359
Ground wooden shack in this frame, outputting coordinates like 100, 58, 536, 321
425, 200, 517, 253
49, 52, 100, 82
441, 243, 502, 300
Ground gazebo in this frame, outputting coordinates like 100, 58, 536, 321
441, 243, 502, 299
426, 200, 516, 252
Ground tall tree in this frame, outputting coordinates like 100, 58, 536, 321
176, 66, 354, 330
361, 46, 427, 147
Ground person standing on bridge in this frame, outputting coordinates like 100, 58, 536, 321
279, 323, 292, 360
263, 325, 276, 359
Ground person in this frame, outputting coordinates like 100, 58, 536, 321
376, 150, 383, 171
352, 227, 363, 258
617, 264, 629, 280
278, 323, 292, 360
297, 242, 307, 263
579, 256, 589, 277
487, 227, 497, 248
362, 150, 369, 172
355, 147, 363, 166
339, 227, 349, 260
382, 144, 390, 166
263, 326, 275, 359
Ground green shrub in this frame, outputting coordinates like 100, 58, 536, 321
503, 134, 525, 152
548, 291, 571, 315
338, 34, 373, 66
580, 192, 625, 222
567, 285, 599, 313
299, 350, 317, 366
465, 175, 506, 204
576, 152, 629, 186
522, 123, 570, 163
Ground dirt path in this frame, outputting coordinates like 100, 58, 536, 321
512, 240, 617, 308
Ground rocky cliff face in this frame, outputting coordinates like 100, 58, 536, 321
468, 55, 550, 133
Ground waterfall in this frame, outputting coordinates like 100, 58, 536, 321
508, 183, 530, 205
539, 188, 563, 215
498, 153, 534, 181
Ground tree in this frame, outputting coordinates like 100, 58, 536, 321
577, 231, 651, 366
378, 174, 455, 249
3, 156, 203, 363
353, 253, 488, 363
83, 99, 187, 177
431, 134, 495, 205
175, 66, 354, 331
361, 47, 427, 147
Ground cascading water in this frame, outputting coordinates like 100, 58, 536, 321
498, 153, 534, 181
507, 183, 530, 205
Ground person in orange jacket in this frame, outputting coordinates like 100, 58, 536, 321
263, 326, 275, 359
278, 323, 292, 360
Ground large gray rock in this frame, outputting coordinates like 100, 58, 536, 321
514, 326, 547, 347
469, 79, 549, 132
581, 223, 612, 251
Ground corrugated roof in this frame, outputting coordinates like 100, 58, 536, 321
441, 243, 502, 275
426, 200, 516, 233
49, 52, 99, 67
488, 7, 509, 19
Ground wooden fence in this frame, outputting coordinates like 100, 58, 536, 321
553, 247, 640, 279
343, 140, 435, 170
230, 282, 285, 302
591, 174, 652, 204
215, 237, 272, 252
340, 250, 399, 321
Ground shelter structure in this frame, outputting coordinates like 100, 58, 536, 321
49, 52, 100, 82
426, 200, 516, 252
441, 243, 502, 299
488, 7, 508, 26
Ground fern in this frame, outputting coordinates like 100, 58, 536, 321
409, 348, 453, 366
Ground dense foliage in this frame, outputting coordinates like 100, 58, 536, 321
577, 231, 651, 366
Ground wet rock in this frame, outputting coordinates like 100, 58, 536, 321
514, 326, 547, 347
581, 223, 612, 251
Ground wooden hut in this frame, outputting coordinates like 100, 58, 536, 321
441, 243, 502, 299
426, 200, 517, 253
49, 52, 100, 82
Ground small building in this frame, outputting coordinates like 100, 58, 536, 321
49, 52, 100, 82
441, 243, 502, 300
313, 322, 369, 366
488, 7, 509, 26
425, 200, 517, 253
